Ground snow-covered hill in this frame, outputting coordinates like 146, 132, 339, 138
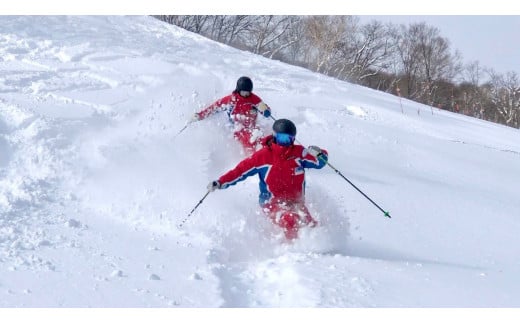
1, 16, 520, 309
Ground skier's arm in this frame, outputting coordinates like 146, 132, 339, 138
301, 146, 328, 169
255, 101, 271, 118
216, 154, 263, 189
196, 95, 232, 120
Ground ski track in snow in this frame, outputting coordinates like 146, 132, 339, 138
0, 99, 71, 272
208, 250, 374, 307
199, 179, 356, 307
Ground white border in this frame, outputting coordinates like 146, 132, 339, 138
2, 308, 520, 323
2, 0, 520, 15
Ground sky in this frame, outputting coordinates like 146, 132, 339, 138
2, 15, 520, 321
359, 15, 520, 75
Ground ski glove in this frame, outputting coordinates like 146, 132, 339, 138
306, 145, 323, 157
190, 113, 201, 123
207, 180, 221, 192
256, 102, 271, 117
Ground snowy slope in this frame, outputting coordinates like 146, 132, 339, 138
1, 16, 520, 308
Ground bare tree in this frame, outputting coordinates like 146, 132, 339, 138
389, 24, 422, 99
333, 20, 394, 83
301, 16, 353, 74
205, 16, 256, 45
415, 23, 461, 104
457, 61, 488, 117
155, 15, 210, 34
487, 70, 520, 128
241, 16, 298, 59
389, 22, 461, 105
278, 17, 307, 64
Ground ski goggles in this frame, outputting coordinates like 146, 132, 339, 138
274, 132, 295, 146
239, 90, 251, 97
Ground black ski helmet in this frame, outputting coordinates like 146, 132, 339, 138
273, 119, 297, 136
236, 76, 253, 92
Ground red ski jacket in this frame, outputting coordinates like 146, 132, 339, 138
218, 138, 328, 205
196, 92, 270, 129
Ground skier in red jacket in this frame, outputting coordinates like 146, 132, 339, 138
207, 119, 328, 240
191, 76, 272, 153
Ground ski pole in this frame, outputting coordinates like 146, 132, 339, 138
172, 123, 190, 141
318, 155, 391, 218
268, 112, 390, 218
176, 124, 189, 136
178, 190, 211, 228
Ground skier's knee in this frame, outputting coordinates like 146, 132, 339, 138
279, 212, 300, 230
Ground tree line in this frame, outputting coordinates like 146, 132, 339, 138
155, 15, 520, 129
